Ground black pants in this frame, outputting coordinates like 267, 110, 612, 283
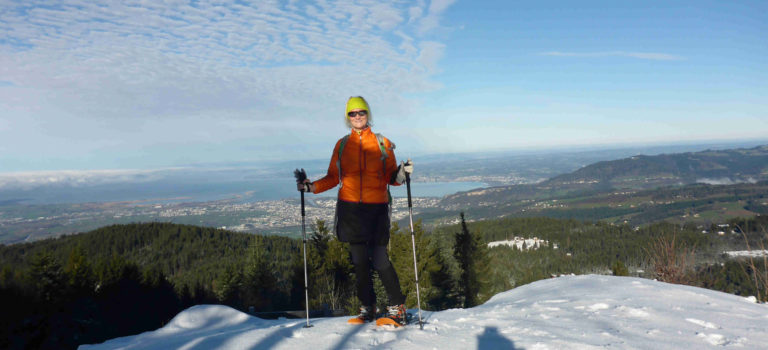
349, 242, 405, 307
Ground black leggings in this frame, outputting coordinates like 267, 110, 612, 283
349, 243, 405, 307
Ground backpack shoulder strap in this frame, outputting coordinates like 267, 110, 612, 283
375, 133, 394, 161
337, 135, 350, 186
375, 133, 394, 209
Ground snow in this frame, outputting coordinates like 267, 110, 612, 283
79, 275, 768, 350
487, 237, 550, 250
725, 250, 768, 258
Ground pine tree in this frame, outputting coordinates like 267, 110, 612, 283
216, 264, 243, 307
323, 237, 354, 311
453, 212, 488, 308
427, 245, 459, 310
28, 250, 66, 305
388, 219, 443, 310
65, 246, 94, 297
311, 219, 331, 256
304, 219, 355, 312
141, 266, 180, 327
612, 260, 629, 276
243, 235, 279, 311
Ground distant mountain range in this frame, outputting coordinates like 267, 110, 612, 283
547, 145, 768, 189
434, 145, 768, 224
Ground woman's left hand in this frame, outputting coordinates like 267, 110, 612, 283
403, 159, 413, 174
395, 160, 414, 184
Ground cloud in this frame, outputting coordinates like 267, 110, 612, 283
416, 41, 446, 76
408, 5, 424, 24
697, 177, 757, 186
418, 0, 457, 34
0, 168, 184, 190
540, 51, 685, 61
0, 0, 455, 121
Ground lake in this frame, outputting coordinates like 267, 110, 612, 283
0, 172, 486, 205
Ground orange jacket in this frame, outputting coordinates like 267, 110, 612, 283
312, 127, 400, 203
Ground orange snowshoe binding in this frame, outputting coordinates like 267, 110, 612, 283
376, 304, 407, 327
347, 305, 377, 324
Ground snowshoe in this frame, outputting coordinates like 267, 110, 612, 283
376, 304, 408, 327
347, 305, 376, 324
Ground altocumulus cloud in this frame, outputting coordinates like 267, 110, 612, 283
0, 0, 454, 121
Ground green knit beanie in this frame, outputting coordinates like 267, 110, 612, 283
345, 96, 372, 127
346, 96, 370, 114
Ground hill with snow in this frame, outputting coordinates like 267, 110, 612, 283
79, 275, 768, 349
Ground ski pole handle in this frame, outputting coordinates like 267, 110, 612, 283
405, 172, 412, 209
294, 168, 308, 191
300, 191, 305, 216
294, 168, 309, 216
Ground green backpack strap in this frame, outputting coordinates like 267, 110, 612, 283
334, 135, 350, 236
337, 135, 350, 188
376, 133, 394, 212
375, 133, 390, 162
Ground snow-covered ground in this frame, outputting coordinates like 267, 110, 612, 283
80, 275, 768, 349
487, 237, 551, 250
725, 250, 768, 258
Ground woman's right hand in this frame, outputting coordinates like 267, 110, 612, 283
297, 179, 313, 192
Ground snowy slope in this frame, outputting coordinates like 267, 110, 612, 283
79, 275, 768, 349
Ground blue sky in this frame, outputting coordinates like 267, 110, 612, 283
1, 0, 766, 174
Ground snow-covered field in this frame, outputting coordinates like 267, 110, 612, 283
725, 250, 768, 258
80, 275, 768, 349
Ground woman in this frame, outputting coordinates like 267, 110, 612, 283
298, 96, 413, 325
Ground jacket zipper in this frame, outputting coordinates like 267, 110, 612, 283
359, 133, 363, 203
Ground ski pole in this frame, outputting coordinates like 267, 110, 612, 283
294, 168, 313, 328
405, 165, 424, 329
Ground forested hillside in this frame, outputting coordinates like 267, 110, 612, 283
0, 223, 298, 349
547, 144, 768, 190
435, 146, 768, 227
3, 216, 766, 349
441, 145, 768, 210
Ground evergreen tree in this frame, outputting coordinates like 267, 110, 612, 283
215, 263, 243, 307
311, 219, 331, 256
323, 237, 354, 311
304, 219, 355, 312
28, 250, 66, 305
243, 235, 280, 311
453, 212, 488, 308
92, 255, 146, 340
426, 244, 459, 310
388, 223, 414, 307
612, 260, 629, 276
141, 266, 181, 327
65, 246, 95, 297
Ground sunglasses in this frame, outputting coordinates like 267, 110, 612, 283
347, 110, 368, 118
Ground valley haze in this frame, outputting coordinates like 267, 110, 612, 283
1, 140, 766, 244
2, 140, 764, 205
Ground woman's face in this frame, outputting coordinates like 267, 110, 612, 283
348, 109, 368, 131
